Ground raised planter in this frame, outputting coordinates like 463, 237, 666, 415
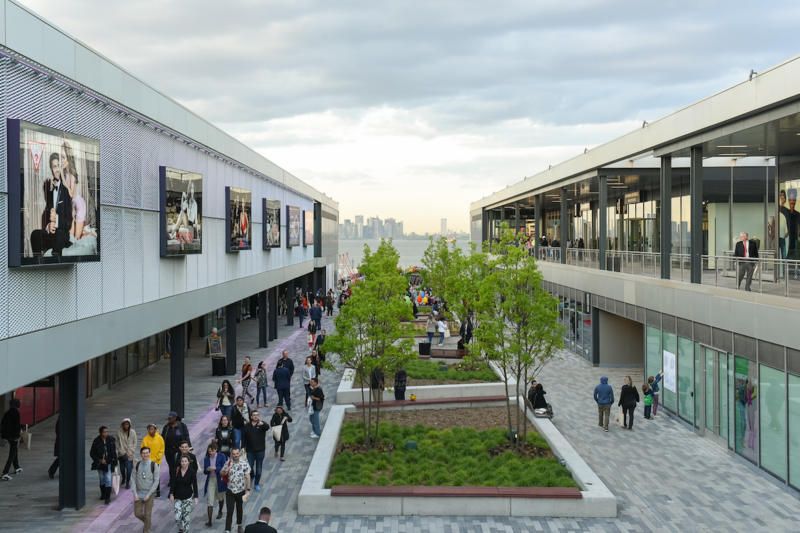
298, 399, 617, 517
335, 361, 516, 405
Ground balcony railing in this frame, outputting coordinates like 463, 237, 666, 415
566, 248, 600, 268
536, 247, 561, 263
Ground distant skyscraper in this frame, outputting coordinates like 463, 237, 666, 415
397, 221, 404, 239
355, 215, 364, 239
440, 218, 447, 236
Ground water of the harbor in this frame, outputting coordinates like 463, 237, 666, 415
338, 238, 471, 268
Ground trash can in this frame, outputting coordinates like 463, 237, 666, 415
418, 342, 431, 356
211, 356, 226, 376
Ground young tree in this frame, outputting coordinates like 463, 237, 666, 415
326, 240, 415, 446
474, 224, 563, 448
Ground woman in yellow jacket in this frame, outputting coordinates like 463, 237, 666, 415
140, 423, 165, 496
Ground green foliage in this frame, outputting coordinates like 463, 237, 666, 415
325, 240, 416, 446
404, 359, 499, 382
326, 421, 576, 488
421, 238, 487, 324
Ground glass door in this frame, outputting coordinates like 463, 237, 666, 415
696, 345, 730, 446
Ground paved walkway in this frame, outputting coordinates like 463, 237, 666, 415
3, 319, 800, 531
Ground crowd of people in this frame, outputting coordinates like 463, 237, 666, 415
593, 371, 663, 431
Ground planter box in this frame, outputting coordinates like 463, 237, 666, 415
335, 361, 515, 405
298, 399, 617, 517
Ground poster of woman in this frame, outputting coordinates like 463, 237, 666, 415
303, 209, 314, 247
226, 186, 252, 252
263, 198, 281, 249
160, 166, 202, 256
286, 205, 301, 248
11, 120, 100, 266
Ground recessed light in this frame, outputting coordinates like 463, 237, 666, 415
717, 145, 748, 148
718, 153, 747, 157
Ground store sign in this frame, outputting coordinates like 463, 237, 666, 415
624, 191, 641, 204
663, 349, 677, 393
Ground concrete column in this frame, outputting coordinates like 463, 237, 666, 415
598, 175, 607, 269
258, 290, 268, 348
268, 287, 278, 341
169, 323, 186, 417
591, 307, 600, 366
660, 155, 672, 279
690, 146, 703, 284
560, 188, 568, 264
534, 195, 543, 256
225, 303, 238, 375
481, 209, 489, 244
514, 204, 521, 234
58, 364, 86, 510
286, 280, 294, 326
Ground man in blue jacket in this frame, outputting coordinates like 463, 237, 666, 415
593, 376, 614, 432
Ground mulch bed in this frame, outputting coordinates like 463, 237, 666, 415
344, 405, 538, 433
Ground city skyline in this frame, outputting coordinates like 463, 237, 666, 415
339, 215, 463, 239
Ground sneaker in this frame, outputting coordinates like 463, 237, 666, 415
604, 428, 609, 432
280, 457, 285, 462
14, 468, 22, 474
254, 484, 261, 492
310, 434, 319, 439
1, 474, 11, 481
309, 432, 316, 438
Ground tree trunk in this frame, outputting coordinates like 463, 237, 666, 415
502, 366, 513, 442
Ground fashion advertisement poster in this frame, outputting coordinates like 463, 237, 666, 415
304, 209, 314, 247
160, 166, 202, 256
10, 120, 100, 266
287, 205, 301, 248
226, 186, 252, 252
263, 198, 281, 249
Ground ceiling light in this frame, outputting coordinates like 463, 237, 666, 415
717, 145, 748, 148
718, 153, 747, 157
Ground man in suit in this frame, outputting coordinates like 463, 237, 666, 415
30, 152, 72, 257
244, 506, 278, 533
734, 231, 759, 291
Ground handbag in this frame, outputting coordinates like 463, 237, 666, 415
111, 465, 121, 495
272, 423, 283, 441
307, 400, 314, 415
220, 460, 231, 484
20, 425, 32, 450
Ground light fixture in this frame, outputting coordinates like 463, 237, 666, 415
717, 145, 748, 148
718, 153, 747, 157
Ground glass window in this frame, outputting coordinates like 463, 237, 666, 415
759, 365, 787, 480
706, 349, 715, 432
718, 353, 728, 442
646, 326, 662, 387
789, 373, 800, 488
734, 356, 759, 463
662, 332, 677, 412
678, 336, 694, 423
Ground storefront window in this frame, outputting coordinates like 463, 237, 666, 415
646, 326, 662, 385
789, 373, 800, 488
734, 356, 759, 462
678, 336, 694, 423
759, 364, 787, 479
662, 331, 677, 412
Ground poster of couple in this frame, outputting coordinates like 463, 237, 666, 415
263, 198, 281, 249
12, 120, 100, 266
226, 186, 252, 252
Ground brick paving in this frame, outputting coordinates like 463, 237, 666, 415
1, 317, 799, 532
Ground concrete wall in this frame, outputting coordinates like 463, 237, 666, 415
598, 310, 643, 367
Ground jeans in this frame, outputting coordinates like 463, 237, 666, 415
314, 319, 321, 331
134, 495, 155, 533
644, 404, 652, 419
256, 385, 268, 405
97, 468, 112, 487
233, 429, 242, 449
246, 450, 265, 485
427, 332, 434, 344
652, 394, 660, 416
277, 388, 291, 410
622, 405, 636, 428
274, 439, 286, 458
119, 456, 133, 486
298, 314, 304, 328
2, 438, 19, 475
438, 332, 445, 345
219, 404, 233, 419
304, 383, 312, 403
310, 409, 321, 436
225, 490, 244, 530
597, 404, 611, 429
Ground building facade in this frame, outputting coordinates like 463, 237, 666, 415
0, 1, 338, 509
471, 55, 800, 489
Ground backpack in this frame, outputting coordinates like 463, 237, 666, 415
136, 461, 156, 475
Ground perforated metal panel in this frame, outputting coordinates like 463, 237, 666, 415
159, 252, 174, 299
185, 253, 197, 292
141, 210, 160, 302
8, 268, 46, 336
123, 126, 143, 208
123, 209, 143, 306
0, 196, 8, 337
0, 61, 8, 193
100, 111, 125, 206
76, 260, 103, 320
101, 206, 124, 312
45, 267, 77, 328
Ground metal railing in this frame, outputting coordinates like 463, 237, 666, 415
536, 247, 561, 263
566, 248, 600, 268
670, 253, 691, 281
604, 250, 661, 277
701, 255, 800, 297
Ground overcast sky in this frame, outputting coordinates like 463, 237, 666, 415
20, 1, 800, 233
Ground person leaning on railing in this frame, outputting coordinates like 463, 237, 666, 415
734, 232, 759, 292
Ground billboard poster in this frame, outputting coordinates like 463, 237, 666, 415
287, 205, 301, 248
262, 198, 281, 249
8, 119, 101, 266
160, 166, 202, 256
226, 186, 252, 252
303, 209, 314, 247
662, 349, 677, 393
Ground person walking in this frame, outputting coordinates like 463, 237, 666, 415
133, 446, 160, 533
254, 362, 269, 408
0, 398, 22, 481
48, 417, 60, 479
221, 447, 251, 533
618, 376, 640, 430
215, 416, 235, 456
203, 443, 227, 527
309, 301, 323, 332
436, 317, 447, 346
647, 371, 663, 417
278, 350, 295, 378
217, 380, 236, 419
308, 378, 325, 439
244, 506, 278, 533
314, 330, 327, 376
242, 410, 269, 492
117, 418, 138, 490
174, 440, 199, 474
425, 315, 436, 345
141, 423, 165, 497
593, 376, 614, 432
169, 454, 199, 533
89, 426, 117, 504
273, 362, 292, 411
231, 397, 250, 449
238, 356, 255, 406
302, 356, 317, 404
162, 412, 191, 490
393, 368, 407, 401
270, 406, 292, 462
296, 299, 305, 329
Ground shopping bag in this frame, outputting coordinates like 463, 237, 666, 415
20, 425, 32, 450
616, 408, 624, 427
111, 466, 121, 495
272, 424, 283, 441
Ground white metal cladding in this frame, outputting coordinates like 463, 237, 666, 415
0, 57, 321, 342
